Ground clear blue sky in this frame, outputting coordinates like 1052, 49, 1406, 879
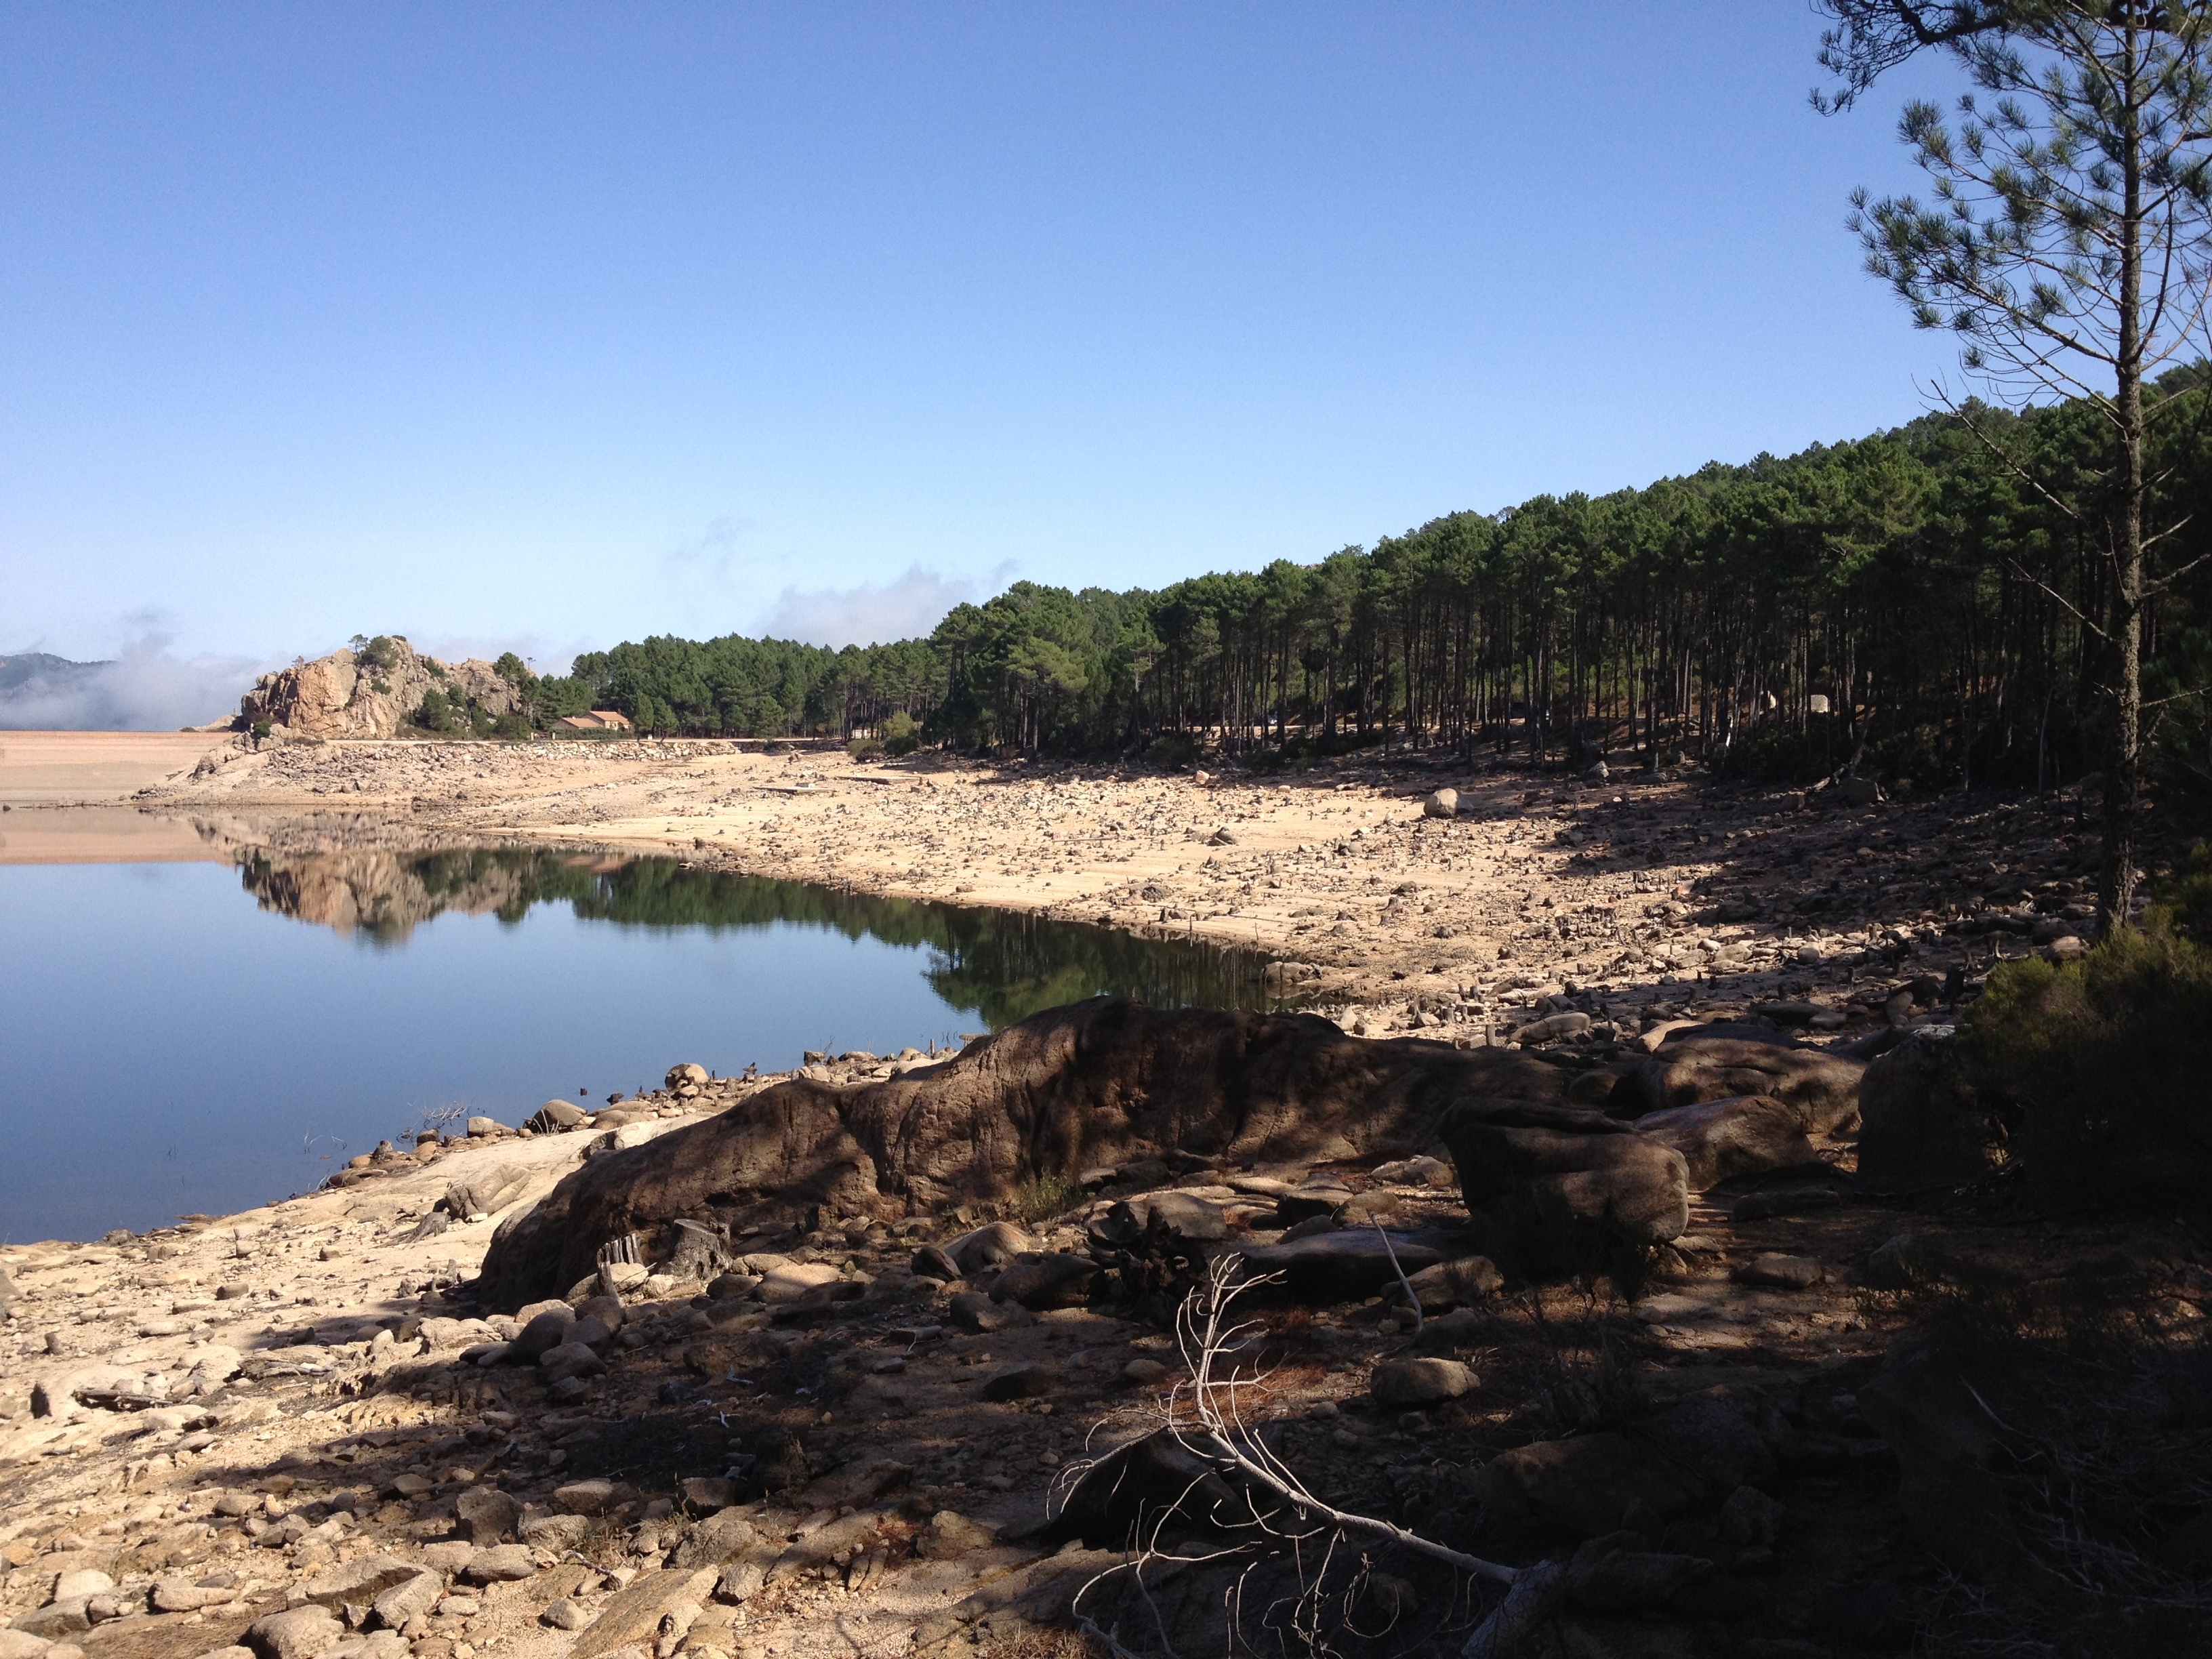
1, 1, 1959, 685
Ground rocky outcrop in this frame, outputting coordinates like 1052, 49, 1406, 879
474, 997, 1589, 1308
238, 637, 516, 739
1637, 1036, 1865, 1134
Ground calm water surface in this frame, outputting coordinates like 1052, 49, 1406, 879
1, 832, 1268, 1242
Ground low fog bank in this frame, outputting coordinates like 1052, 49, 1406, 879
0, 638, 258, 731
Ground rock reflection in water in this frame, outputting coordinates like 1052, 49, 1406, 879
233, 842, 1273, 1029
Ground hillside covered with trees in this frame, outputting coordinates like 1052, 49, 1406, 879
515, 379, 2212, 818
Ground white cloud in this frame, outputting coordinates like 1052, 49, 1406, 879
0, 635, 260, 731
760, 565, 1009, 649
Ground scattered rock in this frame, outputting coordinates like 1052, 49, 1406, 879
454, 1487, 520, 1542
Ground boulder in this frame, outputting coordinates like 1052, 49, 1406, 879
670, 1509, 756, 1569
1856, 1027, 2003, 1192
1474, 1391, 1771, 1538
667, 1063, 710, 1092
455, 1487, 520, 1542
237, 639, 517, 741
530, 1101, 590, 1132
1566, 1533, 1713, 1613
1370, 1357, 1475, 1406
368, 1572, 441, 1632
1858, 1332, 2026, 1578
538, 1341, 605, 1382
1732, 1253, 1824, 1290
1422, 789, 1460, 820
917, 1512, 998, 1559
474, 996, 1589, 1308
245, 1606, 344, 1659
552, 1478, 636, 1515
754, 1262, 842, 1303
1400, 1256, 1502, 1311
1370, 1155, 1454, 1188
1637, 1038, 1865, 1134
1632, 1095, 1820, 1189
459, 1545, 536, 1584
465, 1117, 507, 1139
980, 1363, 1056, 1401
1233, 1231, 1447, 1303
565, 1568, 718, 1659
1100, 1191, 1228, 1242
989, 1254, 1098, 1310
1439, 1101, 1688, 1272
294, 1556, 422, 1610
945, 1222, 1033, 1274
947, 1292, 1033, 1333
909, 1245, 962, 1282
1515, 1012, 1593, 1048
510, 1309, 573, 1361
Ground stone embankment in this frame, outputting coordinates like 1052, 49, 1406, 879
9, 1000, 2205, 1658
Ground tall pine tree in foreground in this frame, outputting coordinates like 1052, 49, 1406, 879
1818, 0, 2212, 928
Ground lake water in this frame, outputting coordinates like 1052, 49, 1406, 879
0, 824, 1269, 1243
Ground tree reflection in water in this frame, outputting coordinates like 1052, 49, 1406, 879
237, 844, 1276, 1030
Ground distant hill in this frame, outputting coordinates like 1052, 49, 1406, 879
0, 653, 110, 694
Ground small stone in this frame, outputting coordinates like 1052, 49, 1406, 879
539, 1602, 588, 1633
1423, 789, 1459, 820
947, 1292, 1032, 1334
1122, 1357, 1173, 1387
465, 1117, 505, 1138
388, 1473, 433, 1498
51, 1574, 112, 1603
539, 1341, 606, 1382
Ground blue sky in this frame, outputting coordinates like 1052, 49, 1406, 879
0, 1, 1960, 697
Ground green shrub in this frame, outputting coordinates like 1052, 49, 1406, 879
1961, 844, 2212, 1207
414, 689, 456, 733
1144, 732, 1198, 769
882, 710, 921, 757
848, 735, 886, 761
1009, 1172, 1080, 1223
491, 710, 532, 741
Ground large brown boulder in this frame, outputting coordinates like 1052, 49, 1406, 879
1856, 1027, 2005, 1192
1439, 1101, 1689, 1274
1633, 1094, 1820, 1189
1637, 1037, 1865, 1134
474, 997, 1577, 1309
238, 636, 516, 740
